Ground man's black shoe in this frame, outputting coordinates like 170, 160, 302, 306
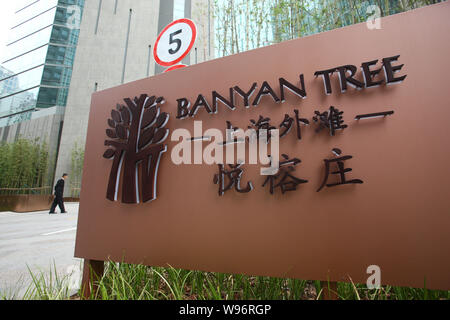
61, 211, 68, 213
49, 212, 56, 214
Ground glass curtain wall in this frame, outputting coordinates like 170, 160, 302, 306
0, 0, 85, 126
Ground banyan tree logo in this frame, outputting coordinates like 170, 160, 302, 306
103, 94, 169, 204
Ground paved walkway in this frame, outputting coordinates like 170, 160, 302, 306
0, 203, 81, 299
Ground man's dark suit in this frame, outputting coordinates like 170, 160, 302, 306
49, 178, 66, 213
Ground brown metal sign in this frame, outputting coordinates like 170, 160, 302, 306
75, 3, 450, 291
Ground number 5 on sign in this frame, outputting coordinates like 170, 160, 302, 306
153, 18, 197, 67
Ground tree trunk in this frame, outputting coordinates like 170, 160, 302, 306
141, 144, 165, 203
121, 154, 137, 203
106, 150, 124, 201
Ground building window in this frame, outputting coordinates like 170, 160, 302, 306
173, 0, 185, 20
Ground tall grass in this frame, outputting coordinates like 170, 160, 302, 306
81, 263, 450, 300
21, 264, 75, 300
87, 263, 312, 300
9, 262, 448, 300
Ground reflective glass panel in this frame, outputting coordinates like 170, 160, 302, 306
14, 0, 59, 28
58, 0, 85, 6
45, 45, 75, 66
0, 87, 39, 119
55, 87, 69, 106
36, 86, 59, 107
41, 65, 71, 87
49, 25, 72, 45
0, 66, 44, 99
2, 45, 48, 76
9, 7, 57, 44
4, 26, 52, 62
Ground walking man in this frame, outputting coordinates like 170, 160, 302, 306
49, 173, 68, 214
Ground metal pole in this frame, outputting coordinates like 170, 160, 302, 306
147, 45, 152, 77
208, 0, 211, 58
121, 9, 132, 84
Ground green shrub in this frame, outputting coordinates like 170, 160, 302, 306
0, 138, 50, 194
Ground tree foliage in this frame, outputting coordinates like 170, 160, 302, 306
0, 138, 50, 194
213, 0, 444, 57
70, 142, 85, 198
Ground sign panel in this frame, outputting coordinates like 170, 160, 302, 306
153, 18, 197, 67
75, 3, 450, 290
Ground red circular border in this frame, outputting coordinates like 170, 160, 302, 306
163, 64, 187, 73
153, 19, 197, 67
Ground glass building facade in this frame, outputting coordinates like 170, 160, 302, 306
0, 0, 85, 127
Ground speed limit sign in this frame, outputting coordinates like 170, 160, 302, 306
153, 18, 197, 67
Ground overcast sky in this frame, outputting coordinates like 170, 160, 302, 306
0, 2, 20, 63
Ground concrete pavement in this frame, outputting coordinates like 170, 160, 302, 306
0, 203, 81, 299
